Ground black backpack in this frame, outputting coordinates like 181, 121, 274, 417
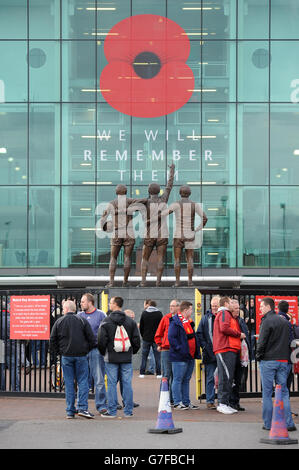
292, 324, 299, 340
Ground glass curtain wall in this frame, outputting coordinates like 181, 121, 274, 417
0, 0, 298, 272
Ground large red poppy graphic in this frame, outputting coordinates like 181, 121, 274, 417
100, 14, 194, 118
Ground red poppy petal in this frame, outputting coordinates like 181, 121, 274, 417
100, 61, 194, 118
104, 14, 190, 64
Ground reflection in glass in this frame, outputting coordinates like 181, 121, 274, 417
29, 187, 60, 267
202, 186, 236, 268
0, 188, 27, 268
238, 104, 269, 185
271, 187, 299, 267
29, 41, 60, 102
29, 104, 60, 184
238, 187, 269, 267
238, 0, 269, 39
0, 106, 27, 184
238, 42, 269, 102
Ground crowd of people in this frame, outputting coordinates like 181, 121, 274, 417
48, 292, 298, 431
1, 291, 297, 431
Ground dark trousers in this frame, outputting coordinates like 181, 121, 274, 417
140, 340, 161, 375
216, 351, 238, 406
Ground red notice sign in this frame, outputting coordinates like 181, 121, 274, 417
10, 295, 50, 340
255, 295, 299, 335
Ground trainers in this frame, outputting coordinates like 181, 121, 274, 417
98, 408, 107, 414
101, 411, 116, 418
66, 414, 75, 419
139, 374, 145, 378
217, 404, 236, 415
173, 402, 188, 410
78, 410, 94, 419
186, 403, 200, 410
207, 403, 217, 410
123, 414, 133, 418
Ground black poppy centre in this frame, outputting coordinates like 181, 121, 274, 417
133, 51, 161, 79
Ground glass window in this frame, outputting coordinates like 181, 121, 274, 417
29, 104, 60, 185
271, 42, 299, 102
238, 42, 269, 102
62, 104, 96, 185
0, 0, 27, 39
202, 41, 236, 102
132, 116, 166, 186
0, 105, 27, 185
202, 0, 236, 39
270, 187, 299, 267
29, 41, 60, 102
271, 0, 299, 39
202, 103, 236, 185
0, 187, 27, 268
167, 1, 200, 36
62, 41, 96, 102
238, 104, 269, 185
270, 105, 299, 185
0, 41, 27, 102
61, 186, 96, 268
133, 0, 165, 15
29, 187, 60, 267
97, 1, 131, 38
62, 0, 96, 39
167, 104, 201, 186
97, 104, 131, 185
238, 0, 269, 39
202, 186, 236, 268
238, 187, 269, 268
29, 0, 60, 39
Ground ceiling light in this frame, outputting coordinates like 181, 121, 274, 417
0, 147, 7, 154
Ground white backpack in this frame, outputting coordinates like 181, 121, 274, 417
113, 325, 131, 352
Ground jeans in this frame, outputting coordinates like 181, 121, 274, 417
259, 360, 295, 429
205, 362, 217, 404
87, 348, 107, 411
147, 348, 155, 373
105, 362, 134, 416
140, 341, 161, 375
0, 341, 21, 391
172, 359, 194, 406
161, 350, 173, 402
61, 355, 89, 416
29, 340, 48, 367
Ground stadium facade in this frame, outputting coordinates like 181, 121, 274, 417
1, 0, 299, 288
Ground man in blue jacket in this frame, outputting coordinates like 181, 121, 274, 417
196, 296, 220, 409
168, 300, 201, 410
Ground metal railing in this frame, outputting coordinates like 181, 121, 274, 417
0, 288, 104, 396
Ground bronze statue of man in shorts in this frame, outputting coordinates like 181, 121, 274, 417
100, 185, 146, 288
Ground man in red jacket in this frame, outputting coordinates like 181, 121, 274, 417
213, 296, 246, 415
155, 299, 180, 404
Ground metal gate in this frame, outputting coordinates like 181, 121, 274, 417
0, 288, 105, 396
195, 288, 299, 399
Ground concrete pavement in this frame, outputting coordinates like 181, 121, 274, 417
0, 372, 299, 449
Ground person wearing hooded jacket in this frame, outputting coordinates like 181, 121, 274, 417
168, 301, 201, 410
97, 296, 140, 418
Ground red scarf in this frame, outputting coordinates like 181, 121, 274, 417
178, 313, 196, 358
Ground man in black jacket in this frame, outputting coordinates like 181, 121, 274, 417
256, 297, 296, 431
98, 296, 140, 418
139, 300, 163, 378
50, 300, 95, 419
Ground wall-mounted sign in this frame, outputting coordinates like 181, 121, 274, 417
10, 295, 50, 340
255, 295, 298, 335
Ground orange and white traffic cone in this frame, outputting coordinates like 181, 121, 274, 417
148, 378, 183, 434
260, 384, 298, 445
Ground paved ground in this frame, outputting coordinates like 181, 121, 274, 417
0, 372, 299, 450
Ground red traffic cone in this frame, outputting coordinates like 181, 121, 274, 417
260, 384, 298, 445
148, 377, 183, 434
